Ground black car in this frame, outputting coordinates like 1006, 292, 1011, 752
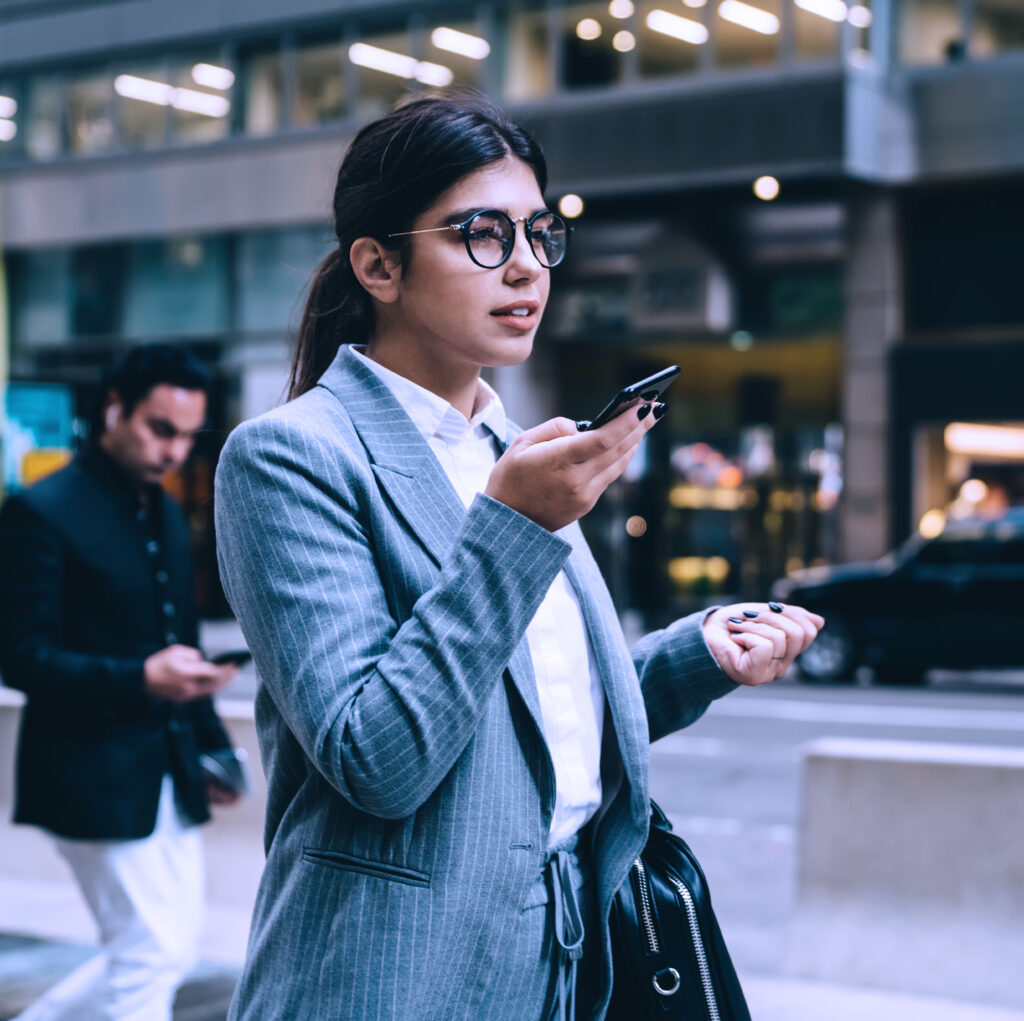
771, 509, 1024, 684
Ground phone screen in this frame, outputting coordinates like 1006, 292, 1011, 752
576, 365, 680, 431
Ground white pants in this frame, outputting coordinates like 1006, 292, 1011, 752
16, 775, 205, 1021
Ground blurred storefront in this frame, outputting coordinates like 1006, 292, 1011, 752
2, 0, 1024, 623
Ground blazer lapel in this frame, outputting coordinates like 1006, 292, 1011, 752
317, 347, 466, 569
317, 347, 548, 733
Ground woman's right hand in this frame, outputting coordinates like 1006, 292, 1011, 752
484, 403, 662, 532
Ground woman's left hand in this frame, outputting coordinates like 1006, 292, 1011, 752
702, 603, 825, 686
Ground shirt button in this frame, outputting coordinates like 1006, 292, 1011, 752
156, 570, 169, 584
165, 632, 178, 644
163, 602, 175, 617
146, 540, 160, 555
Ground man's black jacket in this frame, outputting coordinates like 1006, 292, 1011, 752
0, 443, 231, 839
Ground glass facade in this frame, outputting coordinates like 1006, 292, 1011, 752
2, 1, 1022, 165
67, 66, 114, 155
496, 3, 552, 99
240, 42, 284, 136
973, 0, 1024, 57
293, 37, 346, 127
424, 10, 492, 92
900, 0, 963, 63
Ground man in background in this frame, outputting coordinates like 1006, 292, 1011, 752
0, 344, 239, 1020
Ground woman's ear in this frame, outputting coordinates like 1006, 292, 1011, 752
350, 237, 402, 304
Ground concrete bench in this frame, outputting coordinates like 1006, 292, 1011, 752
786, 736, 1024, 1010
0, 689, 266, 963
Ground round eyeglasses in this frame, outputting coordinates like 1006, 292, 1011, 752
387, 209, 572, 269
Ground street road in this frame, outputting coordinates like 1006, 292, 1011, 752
649, 672, 1024, 978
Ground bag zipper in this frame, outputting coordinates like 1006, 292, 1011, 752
668, 876, 721, 1021
630, 858, 662, 954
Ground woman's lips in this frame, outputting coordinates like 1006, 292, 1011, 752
490, 302, 539, 331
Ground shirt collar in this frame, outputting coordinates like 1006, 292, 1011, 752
350, 346, 506, 446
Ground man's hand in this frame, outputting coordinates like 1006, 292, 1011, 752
144, 644, 237, 702
485, 404, 661, 532
703, 603, 825, 687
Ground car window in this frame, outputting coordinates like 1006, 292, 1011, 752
912, 538, 990, 567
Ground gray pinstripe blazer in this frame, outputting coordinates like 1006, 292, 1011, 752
214, 346, 736, 1020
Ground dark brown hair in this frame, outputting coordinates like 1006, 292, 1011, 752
288, 93, 547, 399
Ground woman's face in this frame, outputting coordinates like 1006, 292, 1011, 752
383, 155, 551, 379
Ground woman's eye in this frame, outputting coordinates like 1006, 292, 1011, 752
469, 227, 505, 243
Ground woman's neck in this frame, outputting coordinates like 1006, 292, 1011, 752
362, 340, 482, 421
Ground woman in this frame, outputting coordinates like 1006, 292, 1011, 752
214, 94, 822, 1021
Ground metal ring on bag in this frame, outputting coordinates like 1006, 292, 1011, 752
652, 967, 681, 996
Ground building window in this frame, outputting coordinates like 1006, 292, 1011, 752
561, 2, 626, 90
294, 37, 346, 127
25, 76, 63, 160
900, 0, 963, 64
496, 2, 552, 100
240, 43, 284, 136
172, 52, 233, 144
348, 21, 418, 118
973, 0, 1024, 58
9, 250, 71, 349
115, 59, 170, 150
714, 0, 782, 69
0, 83, 21, 159
236, 227, 335, 335
424, 11, 492, 91
637, 1, 705, 79
67, 66, 114, 155
124, 238, 229, 339
793, 0, 845, 61
71, 245, 126, 338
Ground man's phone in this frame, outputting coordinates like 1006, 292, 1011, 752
210, 649, 252, 667
575, 365, 680, 431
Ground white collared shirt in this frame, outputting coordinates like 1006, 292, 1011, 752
351, 346, 605, 848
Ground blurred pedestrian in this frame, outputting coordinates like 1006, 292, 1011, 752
215, 94, 823, 1020
0, 344, 240, 1021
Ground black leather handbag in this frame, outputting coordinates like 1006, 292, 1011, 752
608, 801, 751, 1020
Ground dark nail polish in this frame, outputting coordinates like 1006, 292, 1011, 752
728, 616, 744, 624
653, 402, 667, 421
743, 610, 759, 618
575, 419, 591, 431
637, 404, 652, 421
769, 601, 784, 613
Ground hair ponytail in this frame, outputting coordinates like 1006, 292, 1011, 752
288, 247, 373, 400
287, 92, 547, 400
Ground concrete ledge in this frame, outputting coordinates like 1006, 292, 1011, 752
0, 691, 265, 960
787, 736, 1024, 1009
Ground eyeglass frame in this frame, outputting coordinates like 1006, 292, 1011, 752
386, 208, 573, 269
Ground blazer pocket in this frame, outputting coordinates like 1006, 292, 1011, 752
301, 847, 431, 888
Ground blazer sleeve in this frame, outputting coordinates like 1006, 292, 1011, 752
214, 414, 572, 819
633, 611, 738, 743
0, 494, 147, 707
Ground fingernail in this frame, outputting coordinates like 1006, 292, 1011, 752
727, 616, 744, 624
575, 419, 591, 431
743, 610, 759, 618
637, 404, 652, 421
652, 402, 667, 421
769, 601, 784, 613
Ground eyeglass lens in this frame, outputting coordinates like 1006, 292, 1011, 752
464, 211, 568, 268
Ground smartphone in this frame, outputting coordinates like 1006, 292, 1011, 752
210, 649, 252, 667
575, 365, 680, 431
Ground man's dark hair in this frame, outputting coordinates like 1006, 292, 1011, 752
93, 344, 211, 435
